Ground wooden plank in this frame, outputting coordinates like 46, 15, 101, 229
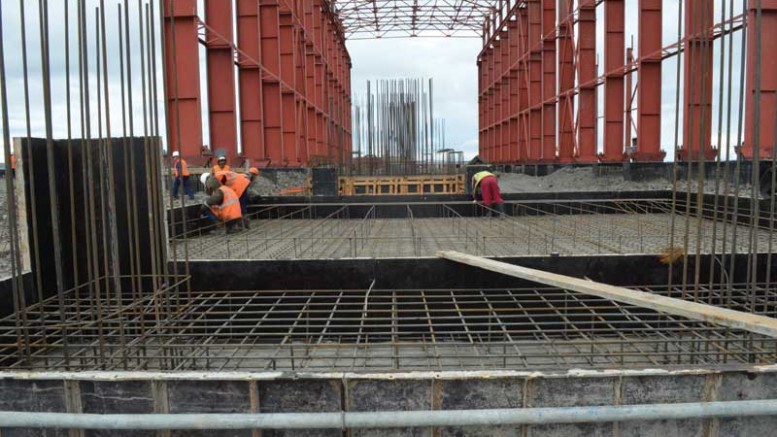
438, 250, 777, 338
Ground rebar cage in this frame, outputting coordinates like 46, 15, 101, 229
1, 284, 776, 372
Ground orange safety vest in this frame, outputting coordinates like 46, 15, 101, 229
214, 170, 250, 198
209, 186, 242, 222
212, 164, 231, 175
9, 154, 15, 170
172, 158, 190, 177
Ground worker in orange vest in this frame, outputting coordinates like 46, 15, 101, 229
171, 151, 194, 200
9, 154, 15, 178
200, 174, 243, 234
247, 167, 260, 183
206, 169, 252, 228
212, 155, 230, 174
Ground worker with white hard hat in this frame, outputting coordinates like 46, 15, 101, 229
211, 154, 230, 174
170, 150, 194, 200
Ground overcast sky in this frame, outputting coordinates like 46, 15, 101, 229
0, 0, 749, 164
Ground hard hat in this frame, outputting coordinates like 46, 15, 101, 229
200, 173, 210, 186
249, 167, 259, 175
171, 151, 180, 158
217, 155, 227, 162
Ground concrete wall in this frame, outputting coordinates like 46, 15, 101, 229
0, 366, 776, 436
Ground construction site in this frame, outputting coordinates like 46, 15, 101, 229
1, 0, 777, 435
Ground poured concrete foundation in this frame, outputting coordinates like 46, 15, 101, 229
1, 367, 777, 436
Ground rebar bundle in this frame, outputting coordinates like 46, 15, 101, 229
352, 78, 450, 176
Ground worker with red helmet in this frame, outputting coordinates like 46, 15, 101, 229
200, 174, 243, 234
171, 151, 194, 200
472, 170, 505, 217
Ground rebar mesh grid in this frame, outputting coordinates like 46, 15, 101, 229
2, 285, 775, 372
175, 200, 777, 260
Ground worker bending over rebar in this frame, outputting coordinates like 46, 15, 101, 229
472, 170, 505, 217
202, 167, 258, 229
200, 175, 243, 234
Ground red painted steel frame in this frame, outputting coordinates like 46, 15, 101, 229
679, 0, 717, 161
557, 0, 575, 163
743, 0, 777, 160
601, 0, 625, 162
632, 0, 666, 162
577, 0, 597, 163
477, 0, 768, 165
163, 0, 203, 163
236, 0, 265, 163
163, 0, 351, 167
205, 0, 238, 161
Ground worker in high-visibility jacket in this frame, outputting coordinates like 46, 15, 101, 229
200, 174, 243, 233
9, 154, 15, 178
212, 155, 230, 175
205, 169, 252, 229
247, 167, 260, 183
171, 151, 194, 200
472, 170, 505, 216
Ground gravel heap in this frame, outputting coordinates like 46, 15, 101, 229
497, 167, 753, 195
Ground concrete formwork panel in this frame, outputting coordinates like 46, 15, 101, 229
1, 367, 777, 436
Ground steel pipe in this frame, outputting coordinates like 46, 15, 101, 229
1, 400, 777, 430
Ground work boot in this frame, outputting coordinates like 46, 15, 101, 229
495, 203, 506, 217
243, 217, 251, 229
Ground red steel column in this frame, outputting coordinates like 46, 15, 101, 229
495, 35, 505, 163
528, 0, 543, 162
743, 0, 777, 160
633, 0, 666, 161
500, 29, 510, 164
279, 4, 299, 165
577, 0, 597, 162
205, 0, 238, 161
478, 54, 486, 160
557, 0, 575, 163
541, 0, 556, 162
259, 1, 285, 165
313, 0, 322, 163
236, 0, 265, 162
163, 0, 202, 162
680, 0, 716, 161
509, 17, 520, 163
304, 3, 318, 165
518, 9, 530, 162
483, 47, 494, 162
601, 0, 625, 162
